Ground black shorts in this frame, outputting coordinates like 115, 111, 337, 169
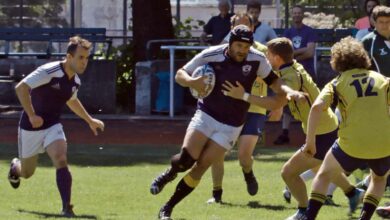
300, 128, 338, 160
332, 142, 390, 176
240, 112, 266, 136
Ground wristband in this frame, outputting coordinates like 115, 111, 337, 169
242, 92, 250, 102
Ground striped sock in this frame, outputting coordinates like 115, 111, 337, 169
166, 174, 199, 208
359, 194, 380, 220
306, 192, 327, 220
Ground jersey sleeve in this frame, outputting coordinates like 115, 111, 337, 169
318, 80, 335, 110
256, 57, 272, 79
182, 49, 213, 75
22, 67, 52, 89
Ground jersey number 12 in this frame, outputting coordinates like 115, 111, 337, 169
350, 77, 378, 98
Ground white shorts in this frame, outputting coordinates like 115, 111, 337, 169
187, 110, 243, 150
18, 123, 66, 158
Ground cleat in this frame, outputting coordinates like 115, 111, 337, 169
324, 195, 337, 206
8, 158, 21, 189
348, 188, 365, 215
207, 189, 222, 204
61, 204, 76, 218
158, 204, 173, 220
274, 134, 290, 145
243, 170, 258, 196
376, 206, 390, 219
285, 210, 307, 220
150, 168, 177, 195
283, 188, 291, 203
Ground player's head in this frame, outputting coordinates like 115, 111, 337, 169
231, 12, 254, 31
218, 0, 231, 16
365, 0, 380, 15
66, 36, 92, 74
330, 37, 371, 73
266, 37, 294, 70
292, 5, 304, 25
372, 6, 390, 38
246, 0, 261, 22
228, 25, 253, 62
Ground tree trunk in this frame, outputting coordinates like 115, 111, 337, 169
132, 0, 174, 62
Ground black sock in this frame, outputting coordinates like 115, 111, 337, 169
306, 192, 327, 220
345, 186, 356, 198
360, 195, 379, 220
166, 178, 195, 208
56, 167, 72, 209
212, 189, 223, 200
298, 206, 307, 213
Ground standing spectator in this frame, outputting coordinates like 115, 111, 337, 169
361, 5, 390, 77
274, 4, 318, 146
355, 0, 380, 30
200, 0, 234, 45
246, 0, 277, 44
355, 7, 376, 41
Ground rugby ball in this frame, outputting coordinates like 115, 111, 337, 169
190, 65, 216, 99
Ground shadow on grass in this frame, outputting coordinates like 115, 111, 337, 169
17, 209, 98, 219
0, 144, 296, 167
220, 201, 293, 211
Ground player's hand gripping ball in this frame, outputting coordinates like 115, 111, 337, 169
190, 65, 216, 99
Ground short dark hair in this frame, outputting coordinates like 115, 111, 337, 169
246, 0, 262, 11
330, 37, 371, 73
266, 37, 294, 63
372, 5, 390, 21
231, 12, 253, 27
66, 36, 92, 55
292, 5, 304, 12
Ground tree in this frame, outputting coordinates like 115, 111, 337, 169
0, 0, 68, 27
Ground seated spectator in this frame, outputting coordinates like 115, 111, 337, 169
200, 0, 234, 45
355, 0, 380, 29
246, 0, 277, 44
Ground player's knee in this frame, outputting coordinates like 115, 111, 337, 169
171, 148, 196, 172
281, 164, 293, 180
53, 154, 68, 168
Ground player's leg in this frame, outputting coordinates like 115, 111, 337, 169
8, 127, 44, 188
282, 149, 321, 219
208, 155, 225, 204
159, 141, 226, 219
306, 145, 364, 219
360, 157, 390, 220
238, 113, 265, 196
44, 123, 74, 217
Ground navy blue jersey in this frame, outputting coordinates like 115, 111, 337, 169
183, 44, 272, 126
19, 61, 81, 131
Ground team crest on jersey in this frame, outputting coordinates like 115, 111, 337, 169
292, 36, 302, 49
379, 48, 388, 56
242, 65, 252, 76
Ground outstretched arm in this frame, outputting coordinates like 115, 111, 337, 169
66, 98, 104, 136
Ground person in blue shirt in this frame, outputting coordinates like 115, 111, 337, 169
8, 36, 105, 217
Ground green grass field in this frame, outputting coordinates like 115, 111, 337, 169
0, 143, 386, 220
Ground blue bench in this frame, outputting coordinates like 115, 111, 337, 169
0, 28, 112, 58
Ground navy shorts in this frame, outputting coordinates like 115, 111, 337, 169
240, 112, 267, 136
300, 128, 338, 160
332, 142, 390, 176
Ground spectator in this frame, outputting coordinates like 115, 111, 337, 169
355, 7, 376, 41
273, 5, 317, 145
355, 0, 380, 30
246, 0, 277, 44
361, 5, 390, 77
200, 0, 234, 45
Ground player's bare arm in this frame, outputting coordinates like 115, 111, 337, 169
15, 82, 43, 128
66, 98, 104, 136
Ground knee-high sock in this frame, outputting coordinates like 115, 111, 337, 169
56, 167, 72, 209
167, 174, 199, 208
359, 194, 380, 220
306, 192, 327, 220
